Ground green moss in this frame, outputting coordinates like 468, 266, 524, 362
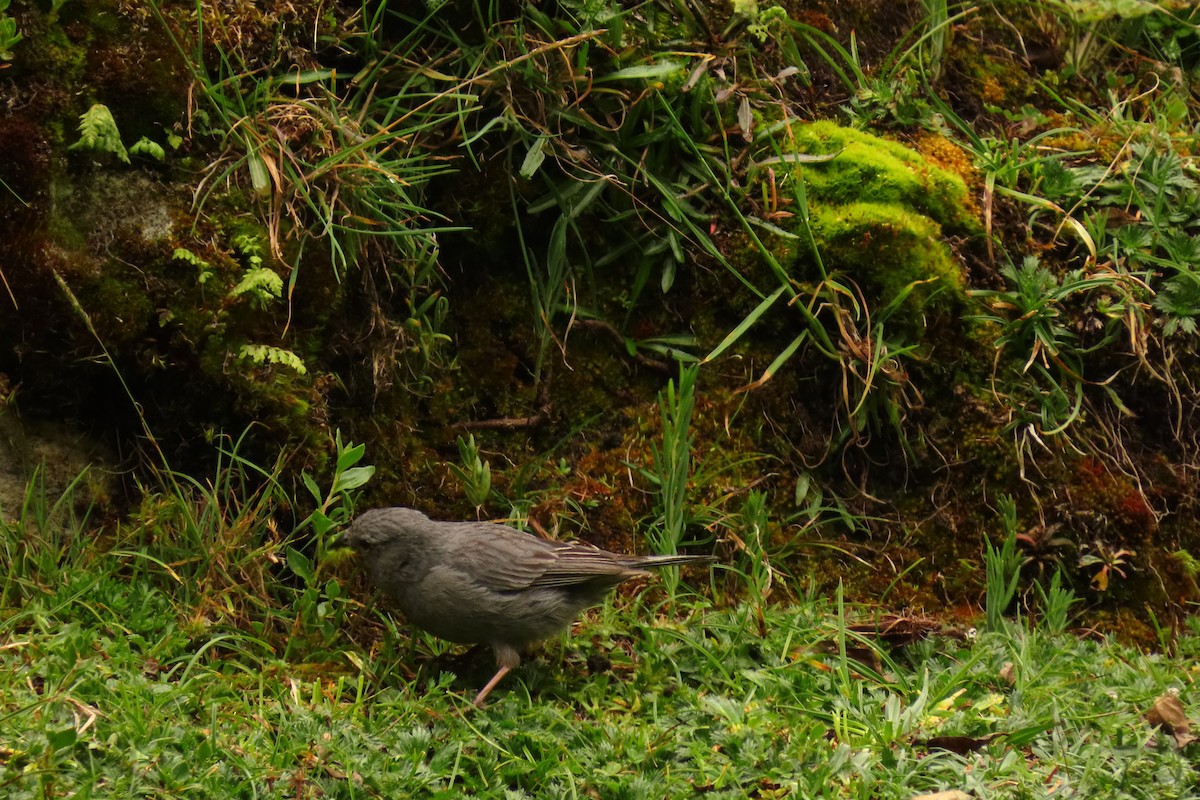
87, 273, 155, 342
12, 17, 88, 97
44, 179, 87, 252
809, 201, 964, 313
786, 121, 978, 231
750, 122, 981, 327
957, 44, 1044, 110
81, 1, 124, 36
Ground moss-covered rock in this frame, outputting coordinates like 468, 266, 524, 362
787, 121, 977, 230
809, 201, 964, 314
760, 121, 980, 326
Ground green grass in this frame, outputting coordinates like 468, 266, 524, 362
3, 470, 1198, 798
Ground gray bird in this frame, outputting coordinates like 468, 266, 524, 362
344, 506, 714, 706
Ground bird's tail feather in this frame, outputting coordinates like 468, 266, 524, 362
626, 553, 716, 569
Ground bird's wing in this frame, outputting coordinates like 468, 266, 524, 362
529, 542, 645, 589
451, 522, 636, 592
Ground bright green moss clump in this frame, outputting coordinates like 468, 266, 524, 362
790, 121, 976, 230
810, 201, 964, 308
767, 121, 979, 323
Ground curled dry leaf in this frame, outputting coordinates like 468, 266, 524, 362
1145, 691, 1198, 748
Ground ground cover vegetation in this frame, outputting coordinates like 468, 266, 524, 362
3, 0, 1200, 795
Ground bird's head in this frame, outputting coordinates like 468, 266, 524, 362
343, 507, 432, 553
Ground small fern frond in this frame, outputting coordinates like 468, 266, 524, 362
230, 267, 283, 305
238, 344, 307, 374
172, 247, 214, 284
68, 104, 129, 164
129, 136, 165, 161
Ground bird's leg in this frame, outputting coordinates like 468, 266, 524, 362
472, 665, 511, 707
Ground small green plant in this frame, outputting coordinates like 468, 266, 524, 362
67, 103, 129, 163
516, 210, 574, 385
1152, 269, 1200, 335
175, 237, 301, 373
299, 430, 374, 548
984, 493, 1023, 632
146, 0, 461, 285
627, 332, 700, 363
743, 4, 791, 45
1051, 0, 1200, 75
1078, 541, 1135, 592
733, 489, 776, 636
0, 466, 95, 607
0, 0, 22, 61
1171, 548, 1200, 596
227, 235, 282, 308
972, 254, 1134, 439
129, 136, 166, 161
788, 5, 971, 128
649, 364, 697, 555
918, 0, 951, 81
172, 247, 214, 284
1047, 137, 1200, 339
132, 431, 291, 609
229, 268, 283, 307
448, 433, 492, 511
0, 0, 21, 63
289, 431, 374, 654
1033, 571, 1077, 636
299, 431, 373, 546
973, 256, 1102, 371
643, 364, 699, 599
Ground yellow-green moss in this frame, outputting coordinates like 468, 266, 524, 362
809, 201, 963, 312
786, 120, 978, 231
753, 121, 981, 325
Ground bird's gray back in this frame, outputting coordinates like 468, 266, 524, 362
348, 507, 710, 652
386, 519, 633, 640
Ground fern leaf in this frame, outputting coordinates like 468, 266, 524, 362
68, 104, 129, 164
230, 267, 283, 305
129, 136, 165, 161
238, 344, 307, 374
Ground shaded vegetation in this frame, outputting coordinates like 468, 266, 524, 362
5, 2, 1200, 789
4, 0, 1200, 624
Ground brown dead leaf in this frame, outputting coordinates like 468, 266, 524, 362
1145, 692, 1198, 748
911, 792, 972, 800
